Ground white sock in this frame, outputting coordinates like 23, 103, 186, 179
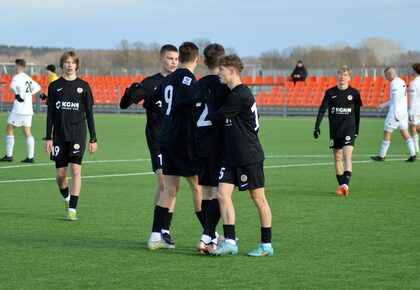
64, 195, 70, 202
225, 238, 236, 246
26, 135, 35, 159
68, 208, 76, 213
406, 138, 416, 156
200, 234, 212, 245
6, 135, 14, 157
161, 229, 170, 235
262, 243, 272, 247
150, 232, 161, 242
379, 140, 390, 158
413, 135, 419, 152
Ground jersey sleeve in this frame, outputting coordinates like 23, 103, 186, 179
314, 92, 328, 130
31, 79, 41, 95
46, 82, 56, 140
409, 81, 417, 115
84, 83, 97, 141
119, 82, 149, 109
143, 84, 162, 114
355, 91, 362, 135
171, 76, 196, 112
9, 77, 20, 95
212, 91, 242, 124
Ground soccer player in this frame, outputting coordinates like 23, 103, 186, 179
408, 63, 420, 153
45, 51, 98, 221
0, 59, 41, 163
144, 42, 202, 250
371, 67, 416, 162
189, 43, 230, 254
119, 44, 179, 246
314, 65, 363, 196
208, 54, 273, 257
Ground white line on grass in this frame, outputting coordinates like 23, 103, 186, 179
0, 158, 406, 184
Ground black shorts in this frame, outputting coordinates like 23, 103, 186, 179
149, 149, 163, 172
218, 161, 265, 191
198, 156, 223, 187
329, 135, 355, 149
161, 147, 199, 177
51, 141, 85, 168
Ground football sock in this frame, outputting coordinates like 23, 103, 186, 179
200, 234, 212, 245
406, 138, 416, 156
336, 174, 343, 185
6, 135, 14, 157
150, 232, 161, 242
413, 135, 419, 152
379, 140, 390, 157
203, 199, 221, 239
152, 205, 169, 233
162, 212, 173, 232
343, 171, 352, 186
69, 195, 79, 210
195, 211, 205, 229
59, 187, 70, 199
261, 227, 272, 243
201, 199, 211, 223
223, 224, 236, 245
26, 135, 35, 159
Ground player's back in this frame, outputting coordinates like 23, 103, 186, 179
10, 72, 41, 115
409, 77, 420, 115
390, 77, 407, 113
159, 68, 195, 148
192, 75, 230, 158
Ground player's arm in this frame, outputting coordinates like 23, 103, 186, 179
313, 93, 328, 138
142, 84, 162, 114
45, 83, 55, 142
355, 92, 363, 136
392, 84, 404, 121
119, 82, 149, 109
409, 82, 416, 118
84, 84, 97, 144
211, 91, 242, 124
171, 78, 196, 112
31, 79, 41, 95
10, 78, 24, 102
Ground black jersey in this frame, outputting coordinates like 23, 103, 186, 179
315, 86, 363, 139
212, 84, 265, 166
46, 77, 96, 142
119, 73, 164, 150
143, 68, 196, 148
191, 75, 230, 158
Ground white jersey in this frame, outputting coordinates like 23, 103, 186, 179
409, 76, 420, 116
380, 77, 407, 121
9, 72, 41, 115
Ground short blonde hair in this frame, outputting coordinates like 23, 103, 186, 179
337, 65, 352, 77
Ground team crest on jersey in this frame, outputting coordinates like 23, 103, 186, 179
182, 76, 192, 86
331, 107, 336, 114
345, 136, 351, 141
347, 95, 353, 101
240, 174, 248, 182
56, 101, 61, 109
73, 144, 80, 150
77, 87, 83, 93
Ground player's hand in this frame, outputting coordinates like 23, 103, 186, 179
355, 133, 358, 138
45, 140, 52, 154
313, 128, 320, 139
89, 142, 97, 154
15, 94, 24, 102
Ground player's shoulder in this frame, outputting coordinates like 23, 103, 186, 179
143, 73, 164, 83
325, 86, 338, 95
176, 68, 195, 86
347, 86, 360, 95
76, 77, 92, 88
392, 77, 406, 87
231, 84, 252, 98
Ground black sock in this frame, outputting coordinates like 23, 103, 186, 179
203, 199, 221, 239
162, 212, 173, 232
59, 187, 69, 199
223, 224, 236, 241
343, 171, 352, 186
69, 195, 78, 209
261, 227, 272, 243
336, 174, 343, 185
152, 206, 169, 233
200, 199, 211, 226
195, 211, 205, 229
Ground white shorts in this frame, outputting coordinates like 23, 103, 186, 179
409, 115, 420, 126
7, 112, 32, 127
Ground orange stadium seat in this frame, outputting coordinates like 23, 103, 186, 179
275, 76, 285, 85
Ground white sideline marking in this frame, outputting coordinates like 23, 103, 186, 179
0, 154, 408, 170
0, 158, 406, 184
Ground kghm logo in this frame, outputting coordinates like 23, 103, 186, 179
56, 101, 80, 110
331, 107, 352, 114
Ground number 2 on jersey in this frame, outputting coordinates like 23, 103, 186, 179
196, 103, 212, 127
164, 85, 174, 115
25, 81, 33, 93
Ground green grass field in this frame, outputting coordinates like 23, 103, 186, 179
0, 113, 419, 289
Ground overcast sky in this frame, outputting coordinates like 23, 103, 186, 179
1, 0, 419, 56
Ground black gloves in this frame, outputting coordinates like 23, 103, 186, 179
39, 93, 48, 100
313, 128, 320, 139
15, 94, 24, 102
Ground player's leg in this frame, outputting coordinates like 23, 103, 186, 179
148, 175, 179, 250
1, 124, 15, 161
340, 145, 354, 196
410, 123, 419, 153
21, 125, 35, 162
55, 163, 70, 212
400, 129, 417, 161
248, 187, 273, 257
333, 148, 344, 184
209, 182, 238, 255
185, 175, 204, 228
66, 162, 82, 221
372, 130, 392, 161
197, 185, 220, 253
